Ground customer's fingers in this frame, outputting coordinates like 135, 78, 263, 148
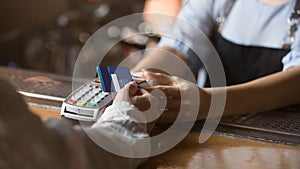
113, 82, 138, 104
131, 88, 152, 111
127, 81, 139, 96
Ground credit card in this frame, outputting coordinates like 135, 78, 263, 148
96, 66, 132, 92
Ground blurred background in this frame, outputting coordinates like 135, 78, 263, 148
0, 0, 143, 75
0, 0, 183, 76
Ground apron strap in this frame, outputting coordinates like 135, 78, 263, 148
290, 0, 300, 19
282, 0, 300, 49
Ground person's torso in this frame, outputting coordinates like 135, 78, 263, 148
205, 0, 295, 86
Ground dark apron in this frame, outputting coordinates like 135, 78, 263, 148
205, 33, 290, 87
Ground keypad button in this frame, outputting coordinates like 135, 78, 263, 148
67, 99, 76, 104
90, 99, 97, 104
90, 84, 100, 89
94, 96, 102, 102
67, 82, 109, 108
72, 93, 81, 99
88, 91, 95, 96
86, 102, 96, 107
71, 95, 78, 100
81, 98, 88, 102
97, 94, 105, 100
83, 85, 91, 91
93, 88, 101, 93
76, 101, 86, 106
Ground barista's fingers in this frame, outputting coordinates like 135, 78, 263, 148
145, 85, 181, 99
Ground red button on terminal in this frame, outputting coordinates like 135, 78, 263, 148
67, 99, 76, 104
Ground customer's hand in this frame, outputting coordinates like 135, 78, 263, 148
112, 81, 157, 132
140, 70, 200, 124
113, 81, 152, 111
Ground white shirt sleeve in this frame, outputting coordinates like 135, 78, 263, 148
85, 102, 150, 169
282, 28, 300, 70
43, 102, 149, 169
157, 0, 235, 73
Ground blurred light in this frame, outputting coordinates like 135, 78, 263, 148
138, 22, 154, 34
107, 26, 121, 38
120, 27, 132, 39
94, 3, 110, 18
79, 32, 91, 43
57, 15, 69, 27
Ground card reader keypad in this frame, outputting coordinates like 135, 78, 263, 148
66, 83, 109, 108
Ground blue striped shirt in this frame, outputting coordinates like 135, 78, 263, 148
158, 0, 300, 74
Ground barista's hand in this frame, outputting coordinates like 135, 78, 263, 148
140, 70, 200, 124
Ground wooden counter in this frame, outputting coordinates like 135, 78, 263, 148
30, 106, 300, 169
140, 132, 300, 169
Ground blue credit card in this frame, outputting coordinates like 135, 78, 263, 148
96, 66, 132, 92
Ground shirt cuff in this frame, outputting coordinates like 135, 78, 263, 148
93, 102, 148, 138
158, 36, 191, 59
282, 50, 300, 71
158, 36, 202, 74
